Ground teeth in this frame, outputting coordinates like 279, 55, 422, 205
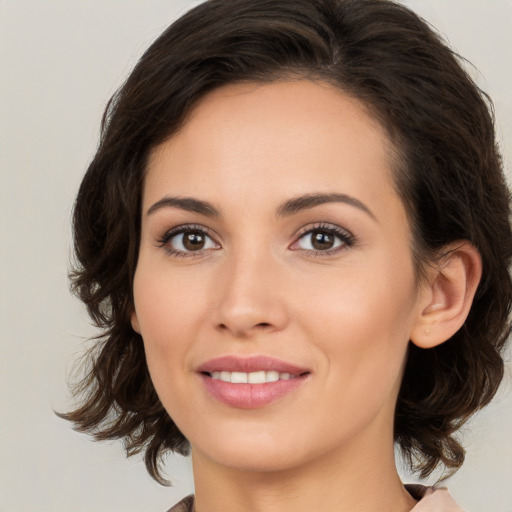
210, 371, 297, 383
248, 371, 266, 384
266, 370, 279, 382
231, 371, 248, 383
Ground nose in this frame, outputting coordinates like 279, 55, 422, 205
213, 250, 289, 339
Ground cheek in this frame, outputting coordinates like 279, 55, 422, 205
298, 255, 417, 395
132, 267, 205, 395
133, 280, 208, 436
134, 264, 206, 340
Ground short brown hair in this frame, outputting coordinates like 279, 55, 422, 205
61, 0, 512, 484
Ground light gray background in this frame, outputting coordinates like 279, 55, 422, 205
1, 1, 511, 511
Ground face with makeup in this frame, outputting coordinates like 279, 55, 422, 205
131, 80, 432, 474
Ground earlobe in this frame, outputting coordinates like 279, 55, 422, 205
131, 311, 141, 334
411, 242, 482, 349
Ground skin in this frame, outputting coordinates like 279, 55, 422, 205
131, 80, 478, 512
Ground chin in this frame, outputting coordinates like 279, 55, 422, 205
196, 442, 309, 473
188, 418, 338, 475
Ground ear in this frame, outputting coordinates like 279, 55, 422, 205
410, 241, 482, 349
131, 310, 141, 334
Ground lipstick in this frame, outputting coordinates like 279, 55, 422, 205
197, 356, 310, 409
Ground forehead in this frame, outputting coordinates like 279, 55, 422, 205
144, 80, 401, 217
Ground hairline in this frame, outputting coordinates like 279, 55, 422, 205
142, 73, 430, 281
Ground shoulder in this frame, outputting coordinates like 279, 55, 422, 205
167, 489, 465, 512
406, 485, 465, 512
166, 494, 195, 512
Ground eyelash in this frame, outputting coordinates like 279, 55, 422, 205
156, 224, 219, 258
156, 222, 355, 258
291, 223, 355, 256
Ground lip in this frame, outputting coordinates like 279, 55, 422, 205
197, 356, 310, 409
197, 355, 309, 374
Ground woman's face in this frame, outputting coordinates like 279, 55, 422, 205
132, 80, 427, 473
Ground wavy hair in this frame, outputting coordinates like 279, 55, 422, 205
60, 0, 512, 484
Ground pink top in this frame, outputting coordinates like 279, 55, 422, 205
167, 486, 464, 511
408, 485, 464, 511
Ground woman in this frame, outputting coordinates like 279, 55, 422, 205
61, 0, 512, 510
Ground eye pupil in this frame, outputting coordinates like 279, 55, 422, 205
312, 230, 334, 250
183, 231, 205, 251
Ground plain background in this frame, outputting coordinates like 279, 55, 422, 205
1, 1, 511, 511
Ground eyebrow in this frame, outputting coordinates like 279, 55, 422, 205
277, 193, 377, 221
146, 192, 376, 221
147, 196, 220, 217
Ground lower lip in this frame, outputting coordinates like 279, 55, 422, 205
199, 374, 308, 409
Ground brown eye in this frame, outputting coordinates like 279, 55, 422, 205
182, 231, 206, 251
293, 225, 352, 254
311, 230, 335, 250
166, 228, 218, 254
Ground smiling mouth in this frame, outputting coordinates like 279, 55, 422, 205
200, 370, 309, 408
204, 370, 307, 384
197, 356, 310, 408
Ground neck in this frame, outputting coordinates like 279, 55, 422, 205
191, 423, 417, 512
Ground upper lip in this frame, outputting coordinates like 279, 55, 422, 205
197, 356, 310, 375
